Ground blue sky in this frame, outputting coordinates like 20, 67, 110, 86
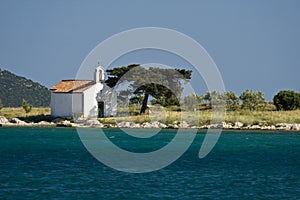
0, 0, 299, 100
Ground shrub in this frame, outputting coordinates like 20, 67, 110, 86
22, 99, 32, 114
273, 90, 300, 111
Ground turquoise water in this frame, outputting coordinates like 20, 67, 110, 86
0, 127, 299, 199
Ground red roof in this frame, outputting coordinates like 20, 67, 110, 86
50, 80, 95, 93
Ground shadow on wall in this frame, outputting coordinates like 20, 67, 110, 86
88, 105, 97, 118
96, 85, 117, 117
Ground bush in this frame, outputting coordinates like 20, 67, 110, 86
0, 99, 2, 110
22, 99, 32, 114
273, 90, 300, 111
240, 89, 266, 111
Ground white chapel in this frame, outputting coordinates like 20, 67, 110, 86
50, 66, 116, 118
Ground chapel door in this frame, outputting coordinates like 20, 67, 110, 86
97, 101, 104, 118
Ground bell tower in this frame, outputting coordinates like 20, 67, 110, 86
94, 66, 104, 83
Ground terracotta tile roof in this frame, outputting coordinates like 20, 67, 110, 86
50, 80, 95, 93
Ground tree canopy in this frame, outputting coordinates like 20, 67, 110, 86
239, 89, 266, 110
105, 64, 192, 114
273, 90, 300, 111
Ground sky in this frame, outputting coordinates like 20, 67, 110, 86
0, 0, 299, 100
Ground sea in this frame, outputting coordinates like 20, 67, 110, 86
0, 127, 299, 200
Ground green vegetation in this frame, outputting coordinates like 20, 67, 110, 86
1, 105, 300, 126
100, 107, 300, 126
103, 65, 299, 126
273, 90, 300, 111
0, 67, 299, 127
22, 99, 33, 114
225, 91, 240, 111
0, 99, 3, 111
105, 64, 192, 114
0, 69, 50, 107
203, 91, 240, 111
239, 89, 266, 110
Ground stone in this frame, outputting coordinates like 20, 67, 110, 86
117, 121, 139, 128
37, 121, 53, 126
151, 121, 167, 128
10, 118, 27, 125
0, 116, 8, 124
56, 120, 73, 127
84, 119, 101, 126
141, 122, 151, 128
180, 121, 190, 128
234, 122, 243, 128
249, 125, 261, 130
291, 124, 300, 131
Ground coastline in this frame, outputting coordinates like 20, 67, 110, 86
0, 116, 299, 131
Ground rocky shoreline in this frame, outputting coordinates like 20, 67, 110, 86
0, 115, 299, 131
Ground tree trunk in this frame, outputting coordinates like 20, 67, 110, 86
140, 93, 149, 114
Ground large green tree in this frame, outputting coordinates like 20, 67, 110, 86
105, 64, 192, 114
273, 90, 300, 111
240, 89, 266, 110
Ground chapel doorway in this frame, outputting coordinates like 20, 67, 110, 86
97, 101, 104, 118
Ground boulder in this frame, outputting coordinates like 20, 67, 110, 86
37, 121, 54, 126
151, 121, 167, 128
84, 119, 101, 126
291, 124, 300, 131
180, 121, 190, 128
117, 121, 138, 128
10, 118, 27, 125
249, 125, 261, 130
56, 120, 73, 127
141, 122, 152, 128
233, 122, 243, 129
0, 116, 8, 124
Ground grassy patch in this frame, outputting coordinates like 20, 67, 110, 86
0, 107, 50, 120
1, 107, 300, 126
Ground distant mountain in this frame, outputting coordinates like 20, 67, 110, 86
0, 69, 50, 107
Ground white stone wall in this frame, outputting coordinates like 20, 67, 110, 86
83, 83, 103, 118
51, 92, 83, 117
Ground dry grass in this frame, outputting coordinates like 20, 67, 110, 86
225, 110, 300, 125
0, 107, 50, 119
1, 107, 299, 126
103, 108, 300, 126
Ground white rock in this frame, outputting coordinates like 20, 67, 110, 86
151, 121, 167, 128
84, 119, 101, 126
291, 124, 300, 131
37, 121, 53, 126
180, 121, 190, 128
56, 120, 73, 127
141, 122, 151, 128
234, 122, 243, 128
117, 121, 138, 128
0, 116, 8, 124
10, 118, 27, 125
250, 125, 261, 130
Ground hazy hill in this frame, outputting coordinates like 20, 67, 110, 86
0, 69, 50, 107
